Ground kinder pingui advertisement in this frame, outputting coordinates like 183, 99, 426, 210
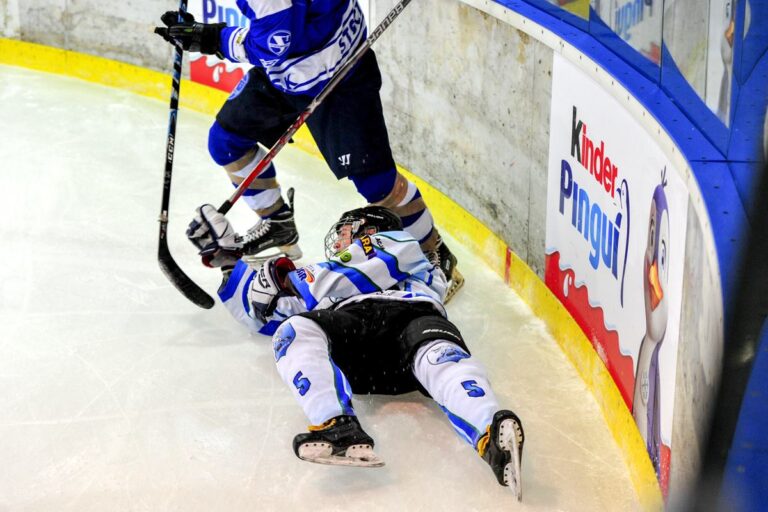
545, 54, 688, 497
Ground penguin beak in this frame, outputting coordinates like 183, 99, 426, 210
648, 261, 664, 310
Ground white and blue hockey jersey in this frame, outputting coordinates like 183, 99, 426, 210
219, 0, 367, 95
218, 231, 448, 335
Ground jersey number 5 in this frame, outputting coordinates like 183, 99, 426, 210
294, 371, 311, 396
461, 380, 486, 398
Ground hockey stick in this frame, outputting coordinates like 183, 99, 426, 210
217, 0, 413, 215
159, 0, 412, 308
156, 0, 216, 309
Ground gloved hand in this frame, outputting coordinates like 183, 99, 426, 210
187, 204, 242, 268
154, 11, 226, 57
249, 257, 297, 324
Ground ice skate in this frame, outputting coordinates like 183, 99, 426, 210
427, 236, 464, 303
293, 415, 384, 468
238, 187, 302, 263
478, 410, 524, 501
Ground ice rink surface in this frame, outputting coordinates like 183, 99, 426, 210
0, 65, 641, 511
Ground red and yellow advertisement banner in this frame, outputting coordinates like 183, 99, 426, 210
187, 0, 251, 92
546, 54, 688, 497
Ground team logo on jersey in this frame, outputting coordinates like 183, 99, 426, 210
259, 58, 280, 68
267, 30, 291, 56
228, 73, 250, 100
295, 267, 315, 283
273, 322, 296, 362
338, 251, 352, 263
426, 343, 470, 365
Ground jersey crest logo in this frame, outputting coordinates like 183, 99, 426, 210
267, 30, 291, 56
427, 344, 470, 365
273, 323, 296, 362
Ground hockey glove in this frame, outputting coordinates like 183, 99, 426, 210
187, 204, 242, 268
249, 257, 297, 324
154, 11, 225, 58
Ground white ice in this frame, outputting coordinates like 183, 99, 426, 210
0, 65, 640, 511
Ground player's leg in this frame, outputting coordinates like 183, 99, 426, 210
401, 314, 524, 498
302, 50, 463, 300
272, 314, 383, 467
209, 68, 302, 260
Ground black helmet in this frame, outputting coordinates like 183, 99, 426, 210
324, 206, 403, 258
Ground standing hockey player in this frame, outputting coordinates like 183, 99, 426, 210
154, 1, 463, 301
186, 203, 525, 499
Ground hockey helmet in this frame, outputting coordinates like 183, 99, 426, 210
324, 205, 403, 258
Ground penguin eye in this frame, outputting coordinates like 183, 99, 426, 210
660, 240, 667, 269
649, 219, 656, 249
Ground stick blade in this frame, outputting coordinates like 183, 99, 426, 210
158, 241, 215, 309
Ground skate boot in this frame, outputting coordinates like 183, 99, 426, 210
238, 187, 302, 263
477, 410, 525, 501
427, 235, 464, 303
293, 415, 384, 468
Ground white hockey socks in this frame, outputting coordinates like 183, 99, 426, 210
412, 340, 500, 448
225, 146, 283, 215
273, 316, 355, 426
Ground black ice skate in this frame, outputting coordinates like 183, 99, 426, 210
428, 236, 465, 303
238, 187, 302, 263
478, 410, 525, 501
293, 415, 384, 468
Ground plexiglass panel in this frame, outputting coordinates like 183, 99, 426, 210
548, 0, 591, 19
706, 0, 736, 124
591, 0, 664, 64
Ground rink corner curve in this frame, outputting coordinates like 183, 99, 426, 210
0, 37, 662, 511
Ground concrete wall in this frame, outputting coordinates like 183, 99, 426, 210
0, 0, 726, 504
2, 0, 175, 69
374, 0, 551, 277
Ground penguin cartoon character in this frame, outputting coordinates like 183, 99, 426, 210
632, 168, 670, 478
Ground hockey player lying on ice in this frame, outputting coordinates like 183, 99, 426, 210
186, 202, 525, 500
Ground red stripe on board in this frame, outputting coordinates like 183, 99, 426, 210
504, 247, 512, 284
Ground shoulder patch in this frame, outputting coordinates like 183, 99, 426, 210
294, 267, 315, 283
359, 235, 375, 258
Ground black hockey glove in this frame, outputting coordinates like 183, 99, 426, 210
154, 11, 225, 58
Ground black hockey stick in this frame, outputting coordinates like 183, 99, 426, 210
159, 0, 412, 308
157, 0, 216, 309
217, 0, 413, 215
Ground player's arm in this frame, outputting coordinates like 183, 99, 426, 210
186, 205, 306, 334
219, 1, 308, 66
219, 258, 306, 335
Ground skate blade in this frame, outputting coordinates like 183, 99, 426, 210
499, 419, 523, 502
242, 244, 303, 265
298, 443, 385, 468
443, 268, 465, 304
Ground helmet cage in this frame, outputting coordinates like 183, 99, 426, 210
324, 207, 402, 259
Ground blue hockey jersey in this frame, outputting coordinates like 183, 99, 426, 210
218, 230, 448, 335
219, 0, 367, 95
